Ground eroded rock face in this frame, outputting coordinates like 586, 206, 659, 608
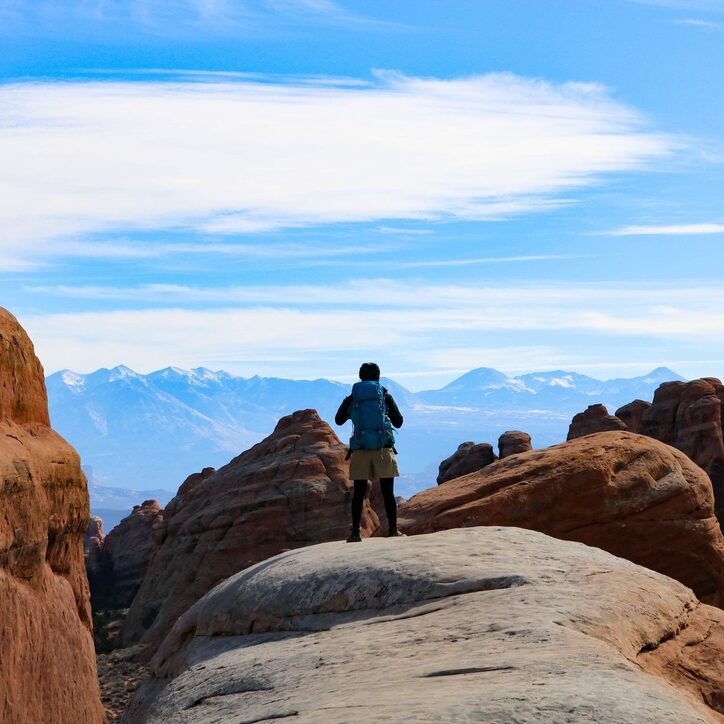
91, 500, 164, 610
124, 528, 723, 723
616, 399, 652, 433
638, 378, 724, 526
498, 429, 532, 458
400, 432, 724, 607
85, 515, 105, 569
567, 403, 627, 440
437, 441, 496, 484
122, 409, 376, 651
0, 307, 104, 723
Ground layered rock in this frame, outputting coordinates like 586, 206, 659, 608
639, 380, 687, 441
0, 307, 104, 723
125, 527, 723, 723
615, 398, 651, 433
90, 500, 164, 610
437, 441, 496, 484
637, 378, 724, 525
567, 403, 626, 440
400, 432, 724, 607
498, 429, 532, 458
85, 515, 105, 573
122, 409, 377, 650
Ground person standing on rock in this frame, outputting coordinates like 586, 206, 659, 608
335, 362, 404, 542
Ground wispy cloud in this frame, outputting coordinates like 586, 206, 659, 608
0, 0, 386, 39
607, 223, 724, 235
0, 72, 674, 265
628, 0, 724, 11
47, 240, 389, 260
19, 278, 724, 382
401, 254, 586, 269
672, 17, 724, 29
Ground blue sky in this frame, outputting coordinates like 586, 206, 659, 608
1, 0, 723, 389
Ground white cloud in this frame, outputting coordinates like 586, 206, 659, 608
628, 0, 724, 10
0, 0, 379, 38
20, 280, 724, 379
608, 223, 724, 235
0, 73, 673, 262
673, 18, 723, 28
401, 254, 584, 268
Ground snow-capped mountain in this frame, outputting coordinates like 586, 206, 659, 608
47, 364, 685, 516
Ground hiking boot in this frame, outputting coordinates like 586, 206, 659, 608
346, 529, 362, 543
388, 529, 406, 538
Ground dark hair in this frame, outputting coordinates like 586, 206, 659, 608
359, 362, 381, 381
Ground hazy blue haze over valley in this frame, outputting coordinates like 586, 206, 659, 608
46, 364, 685, 520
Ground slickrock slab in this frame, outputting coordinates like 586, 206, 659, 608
122, 409, 377, 650
124, 527, 723, 723
0, 307, 104, 723
437, 441, 496, 484
400, 432, 724, 607
498, 429, 532, 458
567, 403, 627, 440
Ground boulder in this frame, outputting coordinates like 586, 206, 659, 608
437, 441, 496, 484
497, 429, 532, 458
399, 432, 724, 607
122, 409, 377, 651
124, 527, 723, 723
615, 399, 651, 433
638, 378, 724, 526
567, 403, 626, 440
91, 500, 164, 610
0, 307, 104, 723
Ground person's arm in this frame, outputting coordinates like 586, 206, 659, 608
335, 395, 352, 425
384, 392, 403, 428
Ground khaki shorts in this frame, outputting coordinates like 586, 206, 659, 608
348, 448, 400, 480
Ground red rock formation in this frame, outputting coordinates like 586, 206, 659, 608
0, 307, 104, 723
638, 378, 724, 526
498, 430, 532, 458
615, 399, 651, 434
639, 381, 686, 442
639, 602, 724, 715
567, 403, 626, 440
437, 441, 496, 484
400, 431, 724, 607
85, 516, 109, 606
91, 500, 164, 610
122, 409, 377, 651
84, 515, 105, 566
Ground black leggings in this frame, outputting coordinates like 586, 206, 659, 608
351, 478, 396, 533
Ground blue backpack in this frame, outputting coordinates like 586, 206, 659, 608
349, 380, 396, 451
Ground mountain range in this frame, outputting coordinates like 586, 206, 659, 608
47, 364, 683, 513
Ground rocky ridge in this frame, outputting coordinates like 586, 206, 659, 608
90, 500, 164, 611
122, 409, 378, 651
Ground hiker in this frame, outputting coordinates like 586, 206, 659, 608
335, 362, 404, 542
